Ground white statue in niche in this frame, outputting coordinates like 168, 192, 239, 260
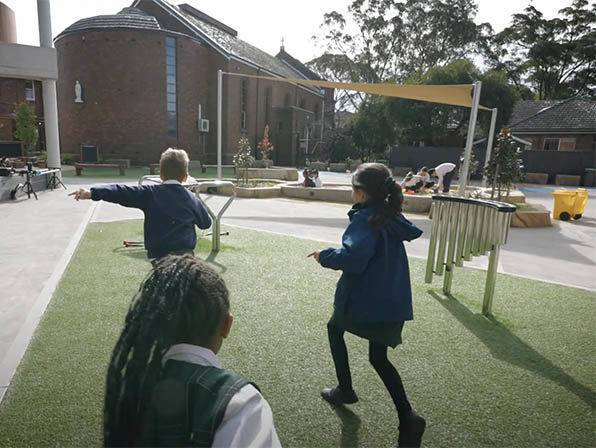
75, 80, 83, 103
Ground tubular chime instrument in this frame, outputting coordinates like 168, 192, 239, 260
425, 195, 516, 315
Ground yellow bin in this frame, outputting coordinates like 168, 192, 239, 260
552, 188, 589, 221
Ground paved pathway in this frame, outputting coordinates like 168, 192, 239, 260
1, 175, 595, 401
0, 187, 95, 400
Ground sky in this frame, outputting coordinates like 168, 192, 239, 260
3, 0, 569, 63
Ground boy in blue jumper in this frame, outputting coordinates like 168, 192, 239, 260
70, 148, 211, 260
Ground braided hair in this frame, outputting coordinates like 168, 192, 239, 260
103, 255, 230, 447
352, 163, 404, 230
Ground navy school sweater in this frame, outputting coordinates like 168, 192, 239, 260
319, 201, 423, 322
91, 183, 211, 259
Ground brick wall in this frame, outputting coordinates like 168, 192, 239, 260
0, 78, 44, 145
57, 29, 212, 164
56, 27, 324, 166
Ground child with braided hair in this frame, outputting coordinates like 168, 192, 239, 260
104, 255, 280, 447
308, 163, 426, 447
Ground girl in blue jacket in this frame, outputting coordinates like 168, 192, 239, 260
309, 163, 425, 447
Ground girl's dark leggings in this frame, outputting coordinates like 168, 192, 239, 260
327, 322, 412, 421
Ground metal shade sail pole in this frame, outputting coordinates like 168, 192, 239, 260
217, 69, 223, 180
482, 108, 498, 187
458, 81, 482, 196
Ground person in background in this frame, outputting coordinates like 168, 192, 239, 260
303, 169, 316, 188
104, 255, 281, 447
417, 167, 435, 190
69, 148, 211, 261
312, 169, 323, 188
428, 162, 456, 193
308, 163, 425, 448
400, 171, 424, 193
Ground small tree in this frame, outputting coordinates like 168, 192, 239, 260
14, 102, 38, 156
484, 128, 524, 200
257, 125, 274, 161
233, 136, 255, 186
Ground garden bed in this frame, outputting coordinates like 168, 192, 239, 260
511, 203, 552, 228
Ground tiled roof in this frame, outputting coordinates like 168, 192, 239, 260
57, 7, 161, 38
510, 98, 596, 132
174, 4, 299, 80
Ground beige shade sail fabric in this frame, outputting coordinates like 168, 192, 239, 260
225, 72, 491, 110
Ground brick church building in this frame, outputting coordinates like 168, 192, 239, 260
55, 0, 334, 165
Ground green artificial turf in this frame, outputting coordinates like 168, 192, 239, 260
0, 221, 594, 447
62, 166, 236, 181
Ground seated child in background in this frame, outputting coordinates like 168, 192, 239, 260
104, 255, 281, 447
417, 167, 435, 190
312, 169, 323, 188
400, 171, 424, 193
70, 148, 211, 260
303, 169, 316, 188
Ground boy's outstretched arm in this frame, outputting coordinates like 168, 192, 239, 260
70, 185, 149, 210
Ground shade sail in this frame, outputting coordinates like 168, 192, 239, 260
226, 72, 490, 110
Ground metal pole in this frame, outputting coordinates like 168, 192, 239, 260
482, 108, 498, 187
458, 81, 482, 196
217, 69, 223, 180
37, 0, 61, 170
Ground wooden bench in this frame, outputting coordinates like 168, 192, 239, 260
75, 163, 126, 176
105, 158, 131, 168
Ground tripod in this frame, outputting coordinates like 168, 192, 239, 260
47, 169, 66, 190
10, 170, 37, 200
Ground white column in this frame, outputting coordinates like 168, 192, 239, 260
482, 108, 498, 187
217, 69, 223, 180
458, 81, 482, 195
37, 0, 61, 169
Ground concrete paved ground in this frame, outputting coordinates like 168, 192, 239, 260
91, 180, 596, 290
1, 174, 594, 400
0, 187, 95, 399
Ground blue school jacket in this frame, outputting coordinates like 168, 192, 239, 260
319, 201, 422, 322
91, 183, 211, 259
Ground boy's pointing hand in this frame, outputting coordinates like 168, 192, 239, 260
307, 251, 321, 263
69, 188, 92, 201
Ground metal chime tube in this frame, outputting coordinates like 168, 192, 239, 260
443, 202, 461, 294
455, 203, 469, 267
425, 201, 441, 283
463, 205, 477, 261
482, 245, 500, 315
435, 201, 452, 276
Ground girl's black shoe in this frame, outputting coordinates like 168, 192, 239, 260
320, 386, 359, 405
398, 411, 426, 447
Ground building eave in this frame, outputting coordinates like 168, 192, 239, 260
511, 129, 596, 135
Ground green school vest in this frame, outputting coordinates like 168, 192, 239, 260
139, 360, 251, 447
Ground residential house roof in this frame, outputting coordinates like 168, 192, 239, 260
509, 98, 596, 133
